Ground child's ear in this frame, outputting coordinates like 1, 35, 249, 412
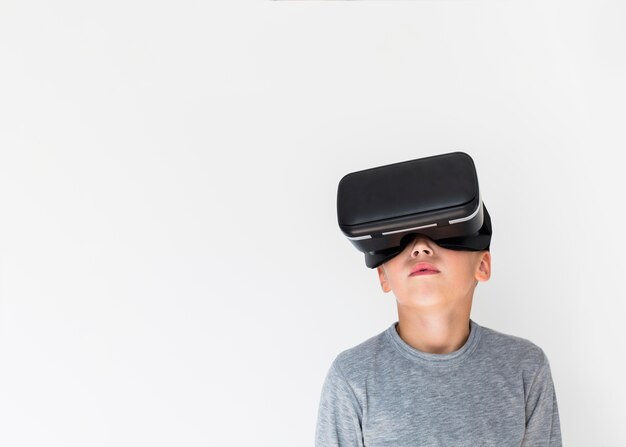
475, 251, 492, 282
377, 265, 392, 293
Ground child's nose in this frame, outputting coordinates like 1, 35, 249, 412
410, 236, 434, 257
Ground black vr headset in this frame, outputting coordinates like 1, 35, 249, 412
336, 152, 492, 269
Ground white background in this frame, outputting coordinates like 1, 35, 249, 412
1, 1, 625, 445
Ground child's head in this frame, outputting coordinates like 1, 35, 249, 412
376, 233, 491, 311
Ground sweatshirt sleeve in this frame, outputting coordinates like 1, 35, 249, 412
521, 351, 563, 446
315, 358, 364, 447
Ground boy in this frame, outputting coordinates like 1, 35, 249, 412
315, 154, 562, 446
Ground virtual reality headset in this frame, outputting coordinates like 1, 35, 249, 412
336, 151, 492, 268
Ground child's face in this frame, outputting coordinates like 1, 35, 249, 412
376, 234, 491, 309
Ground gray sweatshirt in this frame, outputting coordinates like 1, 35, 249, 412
315, 319, 562, 446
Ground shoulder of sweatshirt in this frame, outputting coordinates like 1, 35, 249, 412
478, 323, 551, 382
330, 328, 388, 382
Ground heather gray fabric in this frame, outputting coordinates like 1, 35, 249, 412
315, 319, 562, 446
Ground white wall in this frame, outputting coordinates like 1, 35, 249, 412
1, 1, 624, 445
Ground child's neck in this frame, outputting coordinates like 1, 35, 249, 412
395, 309, 472, 354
